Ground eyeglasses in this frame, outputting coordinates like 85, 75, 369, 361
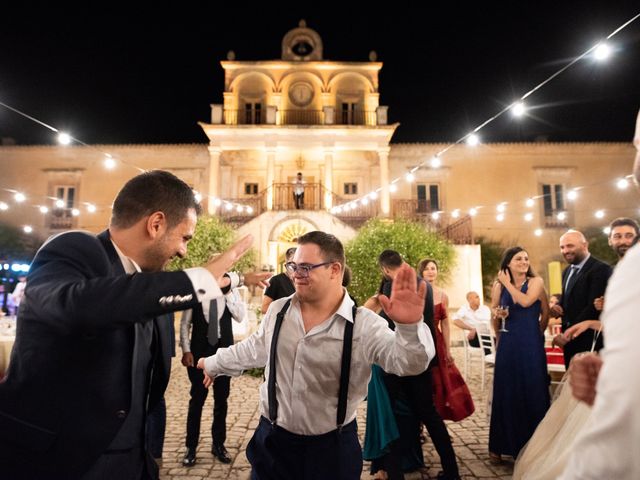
284, 261, 333, 278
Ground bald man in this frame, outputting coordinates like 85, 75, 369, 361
551, 230, 612, 367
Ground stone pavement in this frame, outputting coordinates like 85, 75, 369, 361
159, 344, 514, 480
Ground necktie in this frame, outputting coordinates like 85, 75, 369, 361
565, 265, 579, 295
207, 299, 219, 347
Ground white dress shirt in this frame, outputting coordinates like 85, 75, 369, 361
204, 290, 435, 435
180, 273, 247, 353
559, 245, 640, 479
452, 304, 491, 332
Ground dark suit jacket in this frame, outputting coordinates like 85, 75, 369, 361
380, 277, 437, 368
561, 255, 612, 361
0, 230, 200, 479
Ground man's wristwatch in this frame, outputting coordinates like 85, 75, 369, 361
238, 272, 245, 287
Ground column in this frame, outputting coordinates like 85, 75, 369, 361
266, 149, 276, 211
207, 146, 221, 214
378, 148, 391, 217
324, 149, 334, 209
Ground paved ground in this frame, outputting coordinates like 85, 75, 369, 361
158, 342, 515, 480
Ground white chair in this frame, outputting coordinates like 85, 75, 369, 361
462, 330, 483, 378
476, 331, 496, 391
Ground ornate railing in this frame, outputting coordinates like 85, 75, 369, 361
278, 110, 324, 125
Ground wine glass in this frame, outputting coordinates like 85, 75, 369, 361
496, 305, 510, 332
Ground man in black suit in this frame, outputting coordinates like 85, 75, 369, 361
375, 250, 459, 480
180, 275, 245, 466
0, 170, 266, 479
551, 229, 612, 368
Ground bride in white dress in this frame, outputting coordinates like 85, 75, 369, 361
512, 323, 601, 480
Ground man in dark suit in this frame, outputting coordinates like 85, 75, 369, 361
375, 250, 459, 480
551, 229, 612, 368
180, 275, 245, 466
0, 170, 265, 479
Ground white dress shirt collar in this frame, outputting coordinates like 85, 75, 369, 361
110, 240, 141, 274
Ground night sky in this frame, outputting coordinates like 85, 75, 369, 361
1, 3, 639, 146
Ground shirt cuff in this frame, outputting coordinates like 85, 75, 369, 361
226, 271, 241, 289
184, 267, 222, 303
393, 319, 423, 344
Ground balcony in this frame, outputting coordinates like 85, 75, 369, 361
215, 106, 384, 126
215, 187, 473, 244
47, 209, 74, 230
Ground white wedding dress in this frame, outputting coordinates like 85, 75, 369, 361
512, 373, 593, 480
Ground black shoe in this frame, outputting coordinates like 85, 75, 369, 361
212, 444, 232, 464
436, 472, 461, 480
182, 447, 197, 467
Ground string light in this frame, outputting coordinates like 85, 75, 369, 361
593, 43, 611, 61
451, 209, 460, 219
55, 199, 65, 208
39, 206, 49, 214
104, 155, 116, 170
329, 13, 639, 214
430, 156, 441, 168
524, 213, 534, 222
616, 178, 629, 190
23, 225, 33, 234
496, 203, 506, 213
603, 226, 612, 235
466, 134, 480, 146
86, 204, 97, 213
405, 172, 415, 182
534, 228, 543, 237
511, 102, 526, 117
432, 212, 440, 220
57, 132, 72, 145
389, 184, 398, 193
469, 207, 478, 216
567, 189, 578, 200
14, 192, 26, 203
557, 211, 567, 221
595, 210, 605, 219
0, 202, 8, 211
525, 198, 535, 208
496, 213, 505, 222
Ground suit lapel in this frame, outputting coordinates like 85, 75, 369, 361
96, 230, 126, 276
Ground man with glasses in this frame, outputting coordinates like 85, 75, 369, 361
198, 231, 435, 480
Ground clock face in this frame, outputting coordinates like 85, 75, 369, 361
289, 82, 314, 107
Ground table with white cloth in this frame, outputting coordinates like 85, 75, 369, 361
0, 316, 16, 377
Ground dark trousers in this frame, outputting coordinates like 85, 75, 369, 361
294, 193, 304, 209
247, 416, 362, 480
146, 397, 166, 459
185, 366, 230, 448
383, 370, 458, 478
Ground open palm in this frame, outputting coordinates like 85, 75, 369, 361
378, 263, 426, 324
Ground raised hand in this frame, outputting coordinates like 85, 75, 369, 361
244, 271, 272, 289
378, 263, 426, 324
204, 234, 254, 283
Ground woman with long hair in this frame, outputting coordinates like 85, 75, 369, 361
417, 258, 474, 422
488, 246, 550, 463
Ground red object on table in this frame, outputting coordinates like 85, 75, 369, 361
545, 346, 564, 365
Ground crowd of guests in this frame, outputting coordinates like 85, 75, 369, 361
1, 109, 639, 479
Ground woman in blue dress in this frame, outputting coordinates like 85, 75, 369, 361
489, 246, 550, 463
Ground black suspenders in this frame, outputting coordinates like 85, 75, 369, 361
267, 299, 357, 430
